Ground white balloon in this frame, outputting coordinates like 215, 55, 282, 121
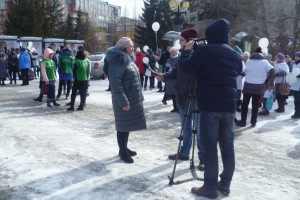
258, 38, 269, 48
152, 22, 160, 32
174, 39, 181, 50
142, 57, 149, 64
292, 68, 300, 76
262, 48, 268, 55
143, 45, 149, 53
287, 73, 297, 85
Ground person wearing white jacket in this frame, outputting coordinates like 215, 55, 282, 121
235, 48, 274, 127
290, 51, 300, 118
274, 53, 290, 113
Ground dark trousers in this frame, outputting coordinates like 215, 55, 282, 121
171, 95, 178, 109
200, 111, 235, 191
117, 131, 129, 156
276, 93, 287, 111
1, 78, 5, 84
70, 80, 88, 107
57, 80, 72, 98
157, 80, 162, 90
21, 69, 29, 85
293, 91, 300, 116
8, 70, 17, 83
32, 65, 38, 78
149, 76, 155, 88
140, 74, 144, 87
47, 80, 56, 100
240, 93, 261, 125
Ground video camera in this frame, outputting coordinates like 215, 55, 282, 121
188, 37, 207, 51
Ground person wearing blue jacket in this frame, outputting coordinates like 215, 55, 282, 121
19, 47, 31, 85
179, 19, 243, 199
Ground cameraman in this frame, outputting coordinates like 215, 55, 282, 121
179, 19, 242, 199
155, 29, 204, 170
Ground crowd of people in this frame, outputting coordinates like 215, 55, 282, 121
106, 19, 300, 199
1, 18, 300, 199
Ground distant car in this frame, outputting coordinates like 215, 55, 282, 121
88, 54, 106, 79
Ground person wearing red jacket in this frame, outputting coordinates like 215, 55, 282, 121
134, 47, 145, 86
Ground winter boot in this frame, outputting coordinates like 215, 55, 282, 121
77, 105, 84, 111
235, 120, 246, 127
52, 100, 60, 106
117, 132, 134, 163
191, 186, 218, 199
67, 106, 74, 111
34, 93, 43, 102
217, 181, 230, 196
47, 100, 52, 107
119, 148, 137, 157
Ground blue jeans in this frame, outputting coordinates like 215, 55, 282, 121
200, 111, 235, 191
47, 80, 56, 100
178, 105, 204, 160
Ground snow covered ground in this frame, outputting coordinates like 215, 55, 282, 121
0, 78, 299, 200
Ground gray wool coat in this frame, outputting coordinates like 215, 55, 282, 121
106, 48, 147, 132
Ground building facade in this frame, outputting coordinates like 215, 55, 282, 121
0, 0, 142, 47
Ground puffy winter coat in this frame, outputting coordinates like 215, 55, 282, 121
135, 51, 145, 74
19, 50, 31, 70
106, 47, 147, 132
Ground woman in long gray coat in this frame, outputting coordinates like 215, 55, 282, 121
106, 37, 147, 163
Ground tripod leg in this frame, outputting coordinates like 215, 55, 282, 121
190, 110, 199, 168
169, 95, 196, 185
189, 110, 204, 181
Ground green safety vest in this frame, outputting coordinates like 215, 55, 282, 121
41, 58, 56, 80
75, 59, 89, 81
59, 55, 75, 74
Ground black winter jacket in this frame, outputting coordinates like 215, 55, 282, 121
179, 19, 243, 113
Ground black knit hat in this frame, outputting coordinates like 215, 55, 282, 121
254, 47, 262, 53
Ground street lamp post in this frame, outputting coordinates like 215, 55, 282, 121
169, 0, 190, 32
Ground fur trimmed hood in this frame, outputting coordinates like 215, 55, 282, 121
105, 47, 133, 67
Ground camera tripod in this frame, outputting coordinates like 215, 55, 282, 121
168, 78, 204, 185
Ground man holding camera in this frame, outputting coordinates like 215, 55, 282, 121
179, 19, 242, 199
155, 29, 204, 171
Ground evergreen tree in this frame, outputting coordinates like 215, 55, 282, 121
134, 0, 173, 50
4, 0, 61, 37
74, 10, 86, 40
49, 0, 66, 38
4, 1, 33, 36
33, 0, 52, 37
62, 14, 75, 39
